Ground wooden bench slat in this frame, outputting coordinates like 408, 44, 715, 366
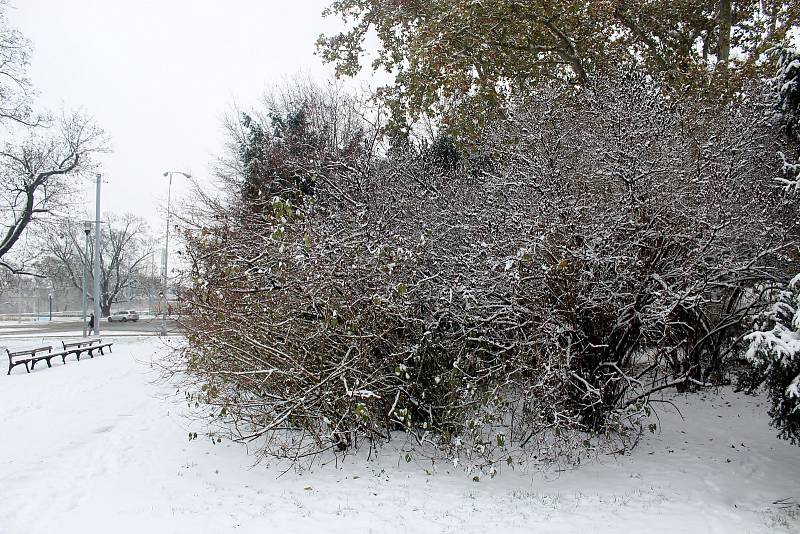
8, 345, 52, 357
62, 338, 102, 349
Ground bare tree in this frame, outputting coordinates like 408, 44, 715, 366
0, 113, 107, 273
37, 214, 155, 316
0, 2, 108, 274
0, 0, 34, 127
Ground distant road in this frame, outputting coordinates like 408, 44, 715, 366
0, 316, 183, 338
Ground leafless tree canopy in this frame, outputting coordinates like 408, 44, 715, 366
37, 214, 155, 316
0, 0, 34, 126
0, 3, 107, 274
177, 75, 797, 470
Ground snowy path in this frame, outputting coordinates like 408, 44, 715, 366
0, 338, 798, 533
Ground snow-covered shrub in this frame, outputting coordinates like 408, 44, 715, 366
218, 79, 374, 209
178, 75, 797, 469
741, 277, 800, 444
489, 74, 797, 411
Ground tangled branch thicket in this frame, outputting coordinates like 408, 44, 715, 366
178, 75, 797, 470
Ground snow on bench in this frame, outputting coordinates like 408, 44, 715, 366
60, 338, 113, 364
6, 345, 56, 375
5, 338, 115, 375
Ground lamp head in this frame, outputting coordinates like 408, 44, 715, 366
164, 170, 191, 179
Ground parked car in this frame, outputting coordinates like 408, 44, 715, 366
108, 310, 139, 322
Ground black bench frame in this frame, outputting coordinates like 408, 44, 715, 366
6, 345, 56, 374
5, 338, 115, 375
60, 338, 113, 364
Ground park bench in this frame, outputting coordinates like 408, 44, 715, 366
60, 338, 113, 364
6, 345, 56, 374
5, 338, 114, 375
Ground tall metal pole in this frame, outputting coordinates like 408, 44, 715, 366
161, 172, 173, 336
93, 174, 102, 337
17, 279, 21, 323
82, 224, 90, 337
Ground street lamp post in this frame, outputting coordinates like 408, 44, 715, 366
17, 279, 21, 323
161, 171, 191, 336
82, 221, 92, 337
93, 174, 102, 337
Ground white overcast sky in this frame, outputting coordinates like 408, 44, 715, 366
10, 0, 378, 234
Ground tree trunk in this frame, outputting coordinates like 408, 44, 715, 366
768, 0, 777, 36
718, 0, 732, 75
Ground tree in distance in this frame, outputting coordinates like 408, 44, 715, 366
37, 214, 155, 317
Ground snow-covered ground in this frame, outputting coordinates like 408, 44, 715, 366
1, 338, 798, 534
